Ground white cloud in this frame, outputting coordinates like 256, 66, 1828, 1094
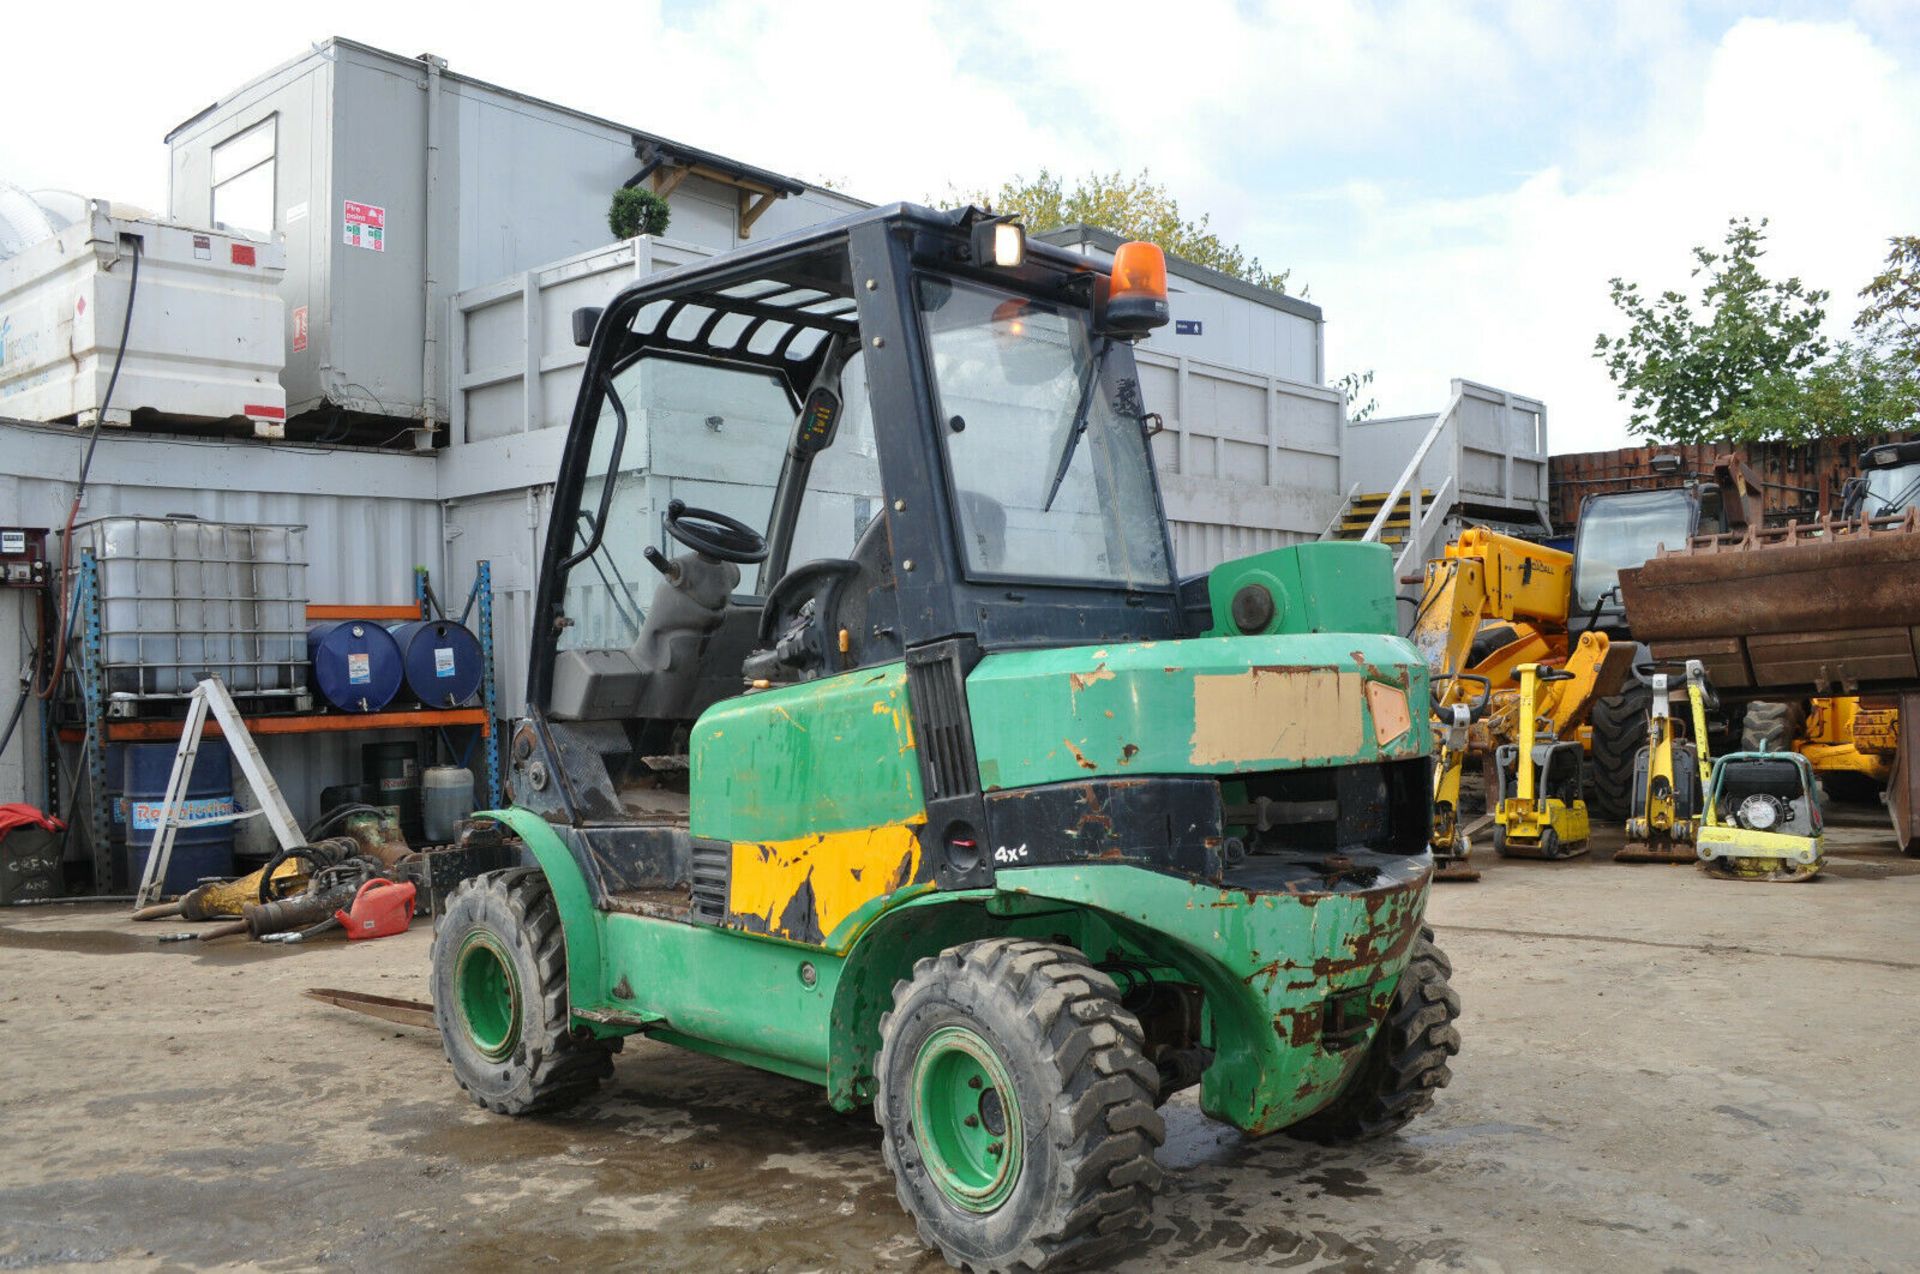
1302, 16, 1920, 452
0, 5, 1911, 458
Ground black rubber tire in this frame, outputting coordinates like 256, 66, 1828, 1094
1741, 700, 1806, 754
431, 867, 614, 1115
1587, 683, 1652, 822
1284, 927, 1461, 1145
876, 938, 1164, 1273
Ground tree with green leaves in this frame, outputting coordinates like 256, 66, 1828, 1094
1595, 217, 1830, 443
1715, 234, 1920, 442
1857, 234, 1920, 369
956, 169, 1293, 294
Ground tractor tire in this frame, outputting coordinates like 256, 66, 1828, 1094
876, 938, 1164, 1273
1587, 683, 1652, 822
1284, 927, 1461, 1145
431, 867, 614, 1115
1741, 700, 1806, 754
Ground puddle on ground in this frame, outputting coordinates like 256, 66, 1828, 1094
0, 919, 293, 963
1300, 1166, 1383, 1198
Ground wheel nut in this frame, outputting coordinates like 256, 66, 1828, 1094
987, 1142, 1004, 1157
968, 1076, 982, 1089
964, 1115, 979, 1128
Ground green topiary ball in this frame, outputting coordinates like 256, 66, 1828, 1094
609, 187, 672, 240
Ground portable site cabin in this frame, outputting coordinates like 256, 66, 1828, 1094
164, 37, 865, 437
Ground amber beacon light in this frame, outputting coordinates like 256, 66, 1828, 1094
1102, 241, 1170, 337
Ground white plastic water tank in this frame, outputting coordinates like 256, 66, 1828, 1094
0, 182, 58, 261
0, 200, 288, 435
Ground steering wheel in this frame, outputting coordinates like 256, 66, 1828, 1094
665, 499, 768, 564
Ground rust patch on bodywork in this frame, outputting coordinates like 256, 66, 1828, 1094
1063, 739, 1099, 771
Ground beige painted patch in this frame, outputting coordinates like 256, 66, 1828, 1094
1365, 680, 1413, 746
1189, 669, 1365, 765
1068, 665, 1115, 692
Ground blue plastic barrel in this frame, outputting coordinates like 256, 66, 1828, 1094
120, 741, 236, 894
388, 619, 483, 707
307, 620, 404, 713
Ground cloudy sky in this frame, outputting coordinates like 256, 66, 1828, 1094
3, 1, 1915, 453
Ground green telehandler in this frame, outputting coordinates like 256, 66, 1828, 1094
431, 204, 1460, 1270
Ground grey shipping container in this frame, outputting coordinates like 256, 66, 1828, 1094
165, 37, 866, 432
0, 419, 443, 857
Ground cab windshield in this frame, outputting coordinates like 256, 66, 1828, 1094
917, 276, 1173, 589
1863, 462, 1920, 516
1573, 487, 1695, 612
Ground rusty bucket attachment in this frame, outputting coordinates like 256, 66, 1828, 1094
1621, 511, 1920, 697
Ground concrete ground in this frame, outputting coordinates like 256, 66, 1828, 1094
2, 808, 1916, 1272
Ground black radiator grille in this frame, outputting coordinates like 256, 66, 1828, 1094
907, 644, 980, 801
689, 837, 731, 924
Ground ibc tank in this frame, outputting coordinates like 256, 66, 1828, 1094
308, 620, 403, 713
121, 741, 236, 894
388, 620, 483, 707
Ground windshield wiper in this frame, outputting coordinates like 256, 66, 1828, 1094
1876, 471, 1920, 517
1041, 337, 1114, 514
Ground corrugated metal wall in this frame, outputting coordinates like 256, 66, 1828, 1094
0, 421, 443, 854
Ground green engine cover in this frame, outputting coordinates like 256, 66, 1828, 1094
1204, 541, 1398, 637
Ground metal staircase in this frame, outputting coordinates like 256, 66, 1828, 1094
1330, 489, 1435, 547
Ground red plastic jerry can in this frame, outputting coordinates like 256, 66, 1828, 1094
335, 878, 418, 940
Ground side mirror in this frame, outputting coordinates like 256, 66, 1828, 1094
571, 306, 603, 349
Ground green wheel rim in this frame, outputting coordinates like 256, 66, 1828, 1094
911, 1024, 1024, 1212
456, 931, 522, 1061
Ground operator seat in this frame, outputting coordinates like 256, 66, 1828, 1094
548, 549, 739, 721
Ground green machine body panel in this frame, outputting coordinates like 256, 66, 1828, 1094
689, 661, 923, 843
966, 630, 1428, 791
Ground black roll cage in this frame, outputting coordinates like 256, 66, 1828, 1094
529, 203, 1185, 710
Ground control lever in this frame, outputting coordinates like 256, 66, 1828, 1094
643, 546, 682, 583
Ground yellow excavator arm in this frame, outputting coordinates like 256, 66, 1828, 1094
1413, 528, 1577, 703
1418, 527, 1631, 874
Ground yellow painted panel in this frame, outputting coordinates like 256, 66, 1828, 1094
728, 818, 925, 946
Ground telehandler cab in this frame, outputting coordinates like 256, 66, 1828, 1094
430, 205, 1459, 1271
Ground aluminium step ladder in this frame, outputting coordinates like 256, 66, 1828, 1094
131, 678, 306, 910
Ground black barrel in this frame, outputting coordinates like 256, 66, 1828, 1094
362, 741, 423, 843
